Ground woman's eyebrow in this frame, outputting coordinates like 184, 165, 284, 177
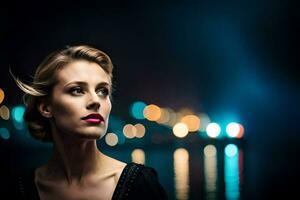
97, 82, 111, 87
64, 81, 110, 88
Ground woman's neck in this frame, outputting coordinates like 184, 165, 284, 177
47, 132, 104, 185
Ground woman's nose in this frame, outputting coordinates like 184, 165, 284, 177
86, 92, 100, 110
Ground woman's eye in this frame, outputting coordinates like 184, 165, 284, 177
97, 88, 109, 97
70, 87, 84, 95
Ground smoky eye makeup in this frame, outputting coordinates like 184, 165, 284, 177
96, 86, 110, 97
64, 81, 111, 97
68, 86, 84, 95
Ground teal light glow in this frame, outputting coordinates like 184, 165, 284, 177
130, 101, 146, 119
224, 144, 240, 200
225, 144, 238, 157
116, 130, 126, 145
0, 127, 10, 139
13, 120, 25, 130
108, 115, 126, 133
12, 105, 25, 123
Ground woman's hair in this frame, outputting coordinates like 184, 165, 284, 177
11, 45, 114, 142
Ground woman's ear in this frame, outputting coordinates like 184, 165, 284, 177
38, 100, 52, 118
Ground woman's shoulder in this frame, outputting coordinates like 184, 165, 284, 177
100, 153, 127, 183
112, 162, 168, 200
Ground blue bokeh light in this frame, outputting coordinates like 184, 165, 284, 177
0, 127, 10, 140
11, 105, 25, 123
130, 101, 146, 120
225, 144, 238, 157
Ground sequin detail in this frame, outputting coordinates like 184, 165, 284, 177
112, 162, 144, 200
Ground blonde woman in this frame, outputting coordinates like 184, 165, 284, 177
12, 45, 167, 200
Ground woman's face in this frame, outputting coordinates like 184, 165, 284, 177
47, 60, 112, 140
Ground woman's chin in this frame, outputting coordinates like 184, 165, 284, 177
78, 126, 107, 138
78, 132, 105, 140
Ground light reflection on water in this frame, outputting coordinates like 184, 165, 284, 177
173, 148, 190, 200
224, 144, 241, 200
130, 143, 243, 200
204, 145, 218, 200
1, 134, 244, 200
131, 148, 145, 164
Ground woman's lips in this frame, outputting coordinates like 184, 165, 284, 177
84, 118, 102, 124
82, 113, 104, 124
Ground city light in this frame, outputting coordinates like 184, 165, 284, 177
0, 88, 4, 104
156, 108, 170, 125
173, 122, 189, 138
198, 113, 211, 132
224, 144, 240, 200
226, 122, 245, 138
123, 124, 137, 138
206, 123, 221, 138
0, 127, 10, 140
237, 124, 244, 138
143, 104, 161, 121
180, 115, 200, 132
174, 148, 189, 200
226, 122, 240, 138
164, 108, 177, 127
11, 105, 25, 123
131, 149, 145, 164
105, 132, 118, 146
204, 144, 217, 157
224, 144, 238, 157
0, 105, 10, 120
130, 101, 146, 119
204, 144, 218, 199
134, 123, 146, 138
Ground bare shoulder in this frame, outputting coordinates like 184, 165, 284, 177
100, 153, 127, 182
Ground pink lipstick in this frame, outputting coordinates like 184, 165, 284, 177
82, 113, 104, 124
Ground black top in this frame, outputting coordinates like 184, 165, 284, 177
11, 162, 168, 200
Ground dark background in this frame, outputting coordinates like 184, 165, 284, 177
1, 0, 299, 199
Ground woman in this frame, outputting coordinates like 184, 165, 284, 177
12, 45, 168, 200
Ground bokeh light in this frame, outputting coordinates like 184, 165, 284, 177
225, 144, 238, 157
0, 105, 10, 120
123, 124, 136, 138
204, 145, 217, 157
131, 149, 145, 164
180, 115, 200, 132
178, 108, 194, 116
143, 104, 161, 121
237, 124, 245, 138
164, 108, 177, 127
198, 113, 211, 132
0, 88, 4, 104
105, 132, 118, 146
134, 123, 146, 138
224, 144, 240, 200
173, 122, 189, 138
11, 105, 25, 123
174, 148, 189, 200
156, 108, 170, 124
0, 127, 10, 140
206, 123, 221, 138
226, 122, 240, 138
204, 144, 218, 199
130, 101, 146, 119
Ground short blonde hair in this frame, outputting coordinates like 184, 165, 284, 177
12, 45, 114, 142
